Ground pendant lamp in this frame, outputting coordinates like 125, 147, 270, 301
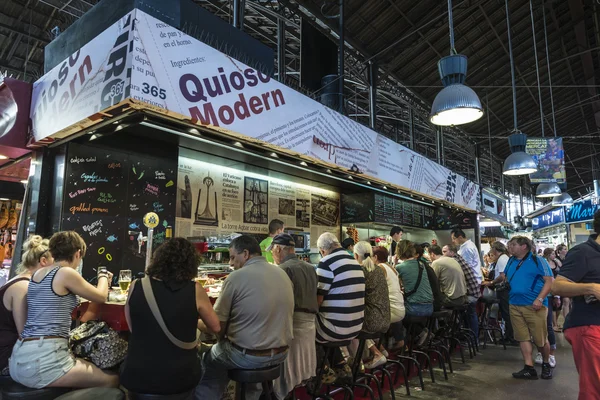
536, 183, 561, 198
429, 0, 483, 126
552, 192, 574, 206
502, 0, 537, 176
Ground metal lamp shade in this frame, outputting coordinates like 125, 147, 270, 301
536, 182, 562, 198
430, 84, 484, 126
552, 192, 573, 206
502, 151, 538, 175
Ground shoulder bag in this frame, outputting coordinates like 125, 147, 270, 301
142, 276, 200, 350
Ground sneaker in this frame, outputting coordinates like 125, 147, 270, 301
512, 365, 539, 380
549, 355, 556, 368
541, 363, 553, 379
534, 352, 543, 365
364, 354, 387, 369
416, 328, 429, 346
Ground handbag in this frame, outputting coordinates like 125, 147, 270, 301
69, 320, 128, 369
141, 276, 200, 350
482, 286, 496, 301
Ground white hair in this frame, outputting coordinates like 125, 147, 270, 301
317, 232, 341, 251
354, 241, 376, 272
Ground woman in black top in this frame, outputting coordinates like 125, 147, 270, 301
120, 238, 221, 395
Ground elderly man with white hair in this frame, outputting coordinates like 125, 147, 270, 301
315, 232, 365, 343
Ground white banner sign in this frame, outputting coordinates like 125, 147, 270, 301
31, 8, 479, 210
30, 13, 135, 142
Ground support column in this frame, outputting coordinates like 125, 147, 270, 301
277, 19, 286, 83
475, 144, 482, 212
436, 127, 442, 164
408, 108, 415, 150
519, 179, 525, 217
338, 0, 345, 114
531, 189, 537, 211
368, 61, 377, 129
233, 0, 245, 30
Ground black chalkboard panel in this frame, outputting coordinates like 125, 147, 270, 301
432, 207, 476, 230
341, 192, 374, 223
62, 143, 176, 280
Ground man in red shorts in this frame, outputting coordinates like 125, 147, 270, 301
552, 209, 600, 400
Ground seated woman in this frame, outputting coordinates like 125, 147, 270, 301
372, 246, 405, 351
0, 235, 52, 375
395, 240, 433, 317
120, 238, 221, 395
10, 231, 118, 389
348, 241, 390, 369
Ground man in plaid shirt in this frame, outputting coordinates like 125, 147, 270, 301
443, 244, 481, 342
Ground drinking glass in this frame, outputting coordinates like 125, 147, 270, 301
119, 269, 132, 292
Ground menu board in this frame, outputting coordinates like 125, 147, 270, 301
342, 192, 468, 230
62, 143, 176, 280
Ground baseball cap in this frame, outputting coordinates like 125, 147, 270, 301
341, 238, 355, 249
266, 233, 296, 251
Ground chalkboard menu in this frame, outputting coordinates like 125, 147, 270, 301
342, 191, 472, 230
341, 192, 374, 223
62, 143, 176, 280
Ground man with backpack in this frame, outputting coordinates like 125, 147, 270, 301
504, 236, 554, 380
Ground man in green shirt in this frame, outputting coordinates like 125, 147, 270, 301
260, 219, 284, 263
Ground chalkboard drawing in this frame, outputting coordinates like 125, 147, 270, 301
311, 194, 339, 227
244, 177, 268, 224
296, 199, 310, 228
194, 174, 219, 226
177, 175, 193, 218
278, 199, 295, 216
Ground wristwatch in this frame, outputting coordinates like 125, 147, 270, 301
536, 298, 544, 303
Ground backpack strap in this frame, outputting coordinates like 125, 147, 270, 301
405, 260, 425, 298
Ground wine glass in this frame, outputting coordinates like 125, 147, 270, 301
119, 270, 132, 292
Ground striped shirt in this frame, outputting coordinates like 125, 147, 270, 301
21, 266, 78, 339
316, 248, 365, 343
452, 254, 480, 299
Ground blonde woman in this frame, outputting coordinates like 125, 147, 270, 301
9, 231, 118, 389
0, 236, 53, 375
353, 241, 390, 369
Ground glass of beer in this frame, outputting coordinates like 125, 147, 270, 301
119, 270, 132, 292
196, 267, 208, 287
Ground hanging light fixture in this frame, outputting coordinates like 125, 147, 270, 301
430, 0, 483, 126
536, 182, 561, 198
552, 192, 574, 206
528, 0, 561, 198
502, 0, 537, 176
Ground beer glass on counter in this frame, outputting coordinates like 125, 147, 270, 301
196, 267, 208, 287
119, 269, 132, 292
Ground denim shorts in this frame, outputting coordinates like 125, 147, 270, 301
9, 337, 76, 389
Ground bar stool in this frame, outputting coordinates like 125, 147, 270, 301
479, 297, 506, 350
404, 315, 436, 384
311, 341, 354, 400
129, 390, 194, 400
418, 310, 453, 380
1, 381, 71, 400
380, 328, 410, 396
348, 332, 386, 400
228, 365, 281, 400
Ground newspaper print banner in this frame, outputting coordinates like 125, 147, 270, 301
30, 8, 479, 210
30, 12, 135, 142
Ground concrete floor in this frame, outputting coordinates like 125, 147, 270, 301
390, 332, 579, 400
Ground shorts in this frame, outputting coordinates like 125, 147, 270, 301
509, 305, 548, 347
9, 337, 76, 389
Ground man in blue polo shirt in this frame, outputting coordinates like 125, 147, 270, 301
504, 236, 554, 380
552, 210, 600, 400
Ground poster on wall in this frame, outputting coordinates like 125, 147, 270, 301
175, 150, 339, 244
526, 137, 566, 184
126, 9, 478, 210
